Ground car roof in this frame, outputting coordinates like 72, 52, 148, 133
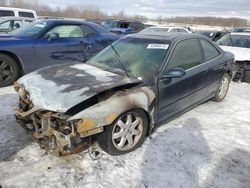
127, 32, 201, 41
36, 19, 109, 33
148, 25, 187, 29
197, 30, 221, 33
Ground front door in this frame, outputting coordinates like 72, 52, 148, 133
35, 24, 87, 69
157, 38, 210, 124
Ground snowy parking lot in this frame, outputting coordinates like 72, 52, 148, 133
0, 82, 250, 188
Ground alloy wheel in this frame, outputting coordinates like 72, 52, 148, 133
218, 76, 229, 98
111, 113, 143, 151
0, 60, 14, 83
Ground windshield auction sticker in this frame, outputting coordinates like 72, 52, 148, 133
147, 44, 169, 49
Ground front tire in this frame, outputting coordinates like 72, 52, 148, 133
212, 73, 230, 102
97, 109, 148, 155
0, 54, 20, 87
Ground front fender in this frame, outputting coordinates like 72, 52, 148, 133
68, 86, 155, 133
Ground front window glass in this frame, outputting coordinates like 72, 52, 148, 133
167, 39, 203, 70
200, 39, 220, 61
87, 37, 170, 80
217, 34, 250, 48
45, 25, 84, 38
10, 21, 48, 37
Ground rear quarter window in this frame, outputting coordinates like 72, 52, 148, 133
83, 25, 96, 36
200, 39, 220, 61
0, 10, 15, 17
167, 38, 203, 70
18, 11, 35, 18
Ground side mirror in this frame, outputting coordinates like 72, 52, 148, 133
162, 67, 186, 79
48, 32, 59, 41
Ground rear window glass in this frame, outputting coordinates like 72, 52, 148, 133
0, 10, 15, 17
167, 39, 203, 70
200, 39, 220, 61
217, 34, 250, 48
18, 11, 34, 18
83, 25, 96, 36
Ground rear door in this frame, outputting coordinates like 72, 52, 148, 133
35, 24, 87, 69
157, 38, 210, 123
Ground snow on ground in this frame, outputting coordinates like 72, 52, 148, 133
0, 82, 250, 188
143, 21, 226, 31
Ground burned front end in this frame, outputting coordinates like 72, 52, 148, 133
14, 83, 103, 156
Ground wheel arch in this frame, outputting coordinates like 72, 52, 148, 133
68, 86, 156, 136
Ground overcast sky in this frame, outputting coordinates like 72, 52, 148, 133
43, 0, 250, 19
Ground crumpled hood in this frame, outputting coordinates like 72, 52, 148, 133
220, 45, 250, 61
18, 63, 133, 112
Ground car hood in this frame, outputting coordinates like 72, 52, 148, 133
220, 45, 250, 61
17, 63, 138, 112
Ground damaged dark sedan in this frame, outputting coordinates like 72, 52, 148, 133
14, 32, 235, 156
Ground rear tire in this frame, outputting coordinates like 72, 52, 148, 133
97, 109, 148, 155
212, 73, 230, 102
0, 54, 20, 87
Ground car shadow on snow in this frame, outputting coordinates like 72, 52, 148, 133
0, 93, 32, 161
203, 148, 250, 188
139, 118, 212, 188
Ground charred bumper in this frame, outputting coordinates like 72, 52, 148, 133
14, 83, 103, 156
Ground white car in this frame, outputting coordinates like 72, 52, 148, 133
140, 26, 192, 34
0, 16, 34, 33
0, 7, 37, 19
217, 32, 250, 82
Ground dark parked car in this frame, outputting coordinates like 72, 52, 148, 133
0, 19, 120, 87
0, 16, 34, 33
101, 20, 144, 35
197, 30, 226, 41
15, 33, 235, 156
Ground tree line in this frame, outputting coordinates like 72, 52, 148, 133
0, 0, 247, 26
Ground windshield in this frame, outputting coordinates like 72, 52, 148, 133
140, 27, 169, 33
217, 33, 250, 48
10, 20, 48, 37
87, 37, 170, 80
101, 21, 118, 29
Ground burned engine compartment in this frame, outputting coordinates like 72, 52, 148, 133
14, 83, 103, 156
